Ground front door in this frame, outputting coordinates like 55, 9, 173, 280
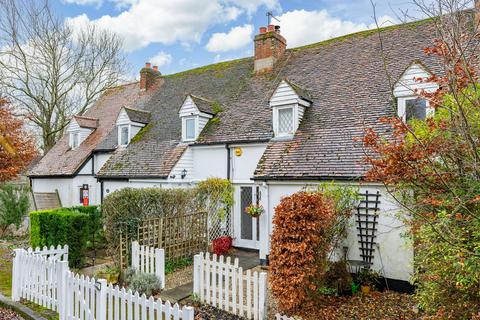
234, 185, 260, 249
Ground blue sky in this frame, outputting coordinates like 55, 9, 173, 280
52, 0, 432, 78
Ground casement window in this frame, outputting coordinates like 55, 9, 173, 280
70, 132, 80, 149
184, 117, 196, 141
397, 97, 431, 122
278, 107, 294, 135
119, 125, 130, 146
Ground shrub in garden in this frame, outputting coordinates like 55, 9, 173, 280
0, 183, 30, 236
30, 206, 102, 267
123, 268, 162, 296
212, 236, 232, 255
269, 187, 357, 313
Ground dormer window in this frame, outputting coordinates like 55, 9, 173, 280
116, 107, 150, 147
70, 132, 79, 149
119, 125, 130, 146
184, 117, 196, 141
179, 95, 217, 142
270, 79, 311, 138
67, 115, 98, 150
393, 62, 438, 122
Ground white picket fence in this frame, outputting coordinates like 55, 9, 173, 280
12, 246, 194, 320
193, 252, 267, 320
131, 241, 165, 289
29, 244, 69, 261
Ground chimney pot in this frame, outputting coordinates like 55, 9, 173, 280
153, 66, 158, 72
259, 26, 267, 34
145, 62, 151, 68
267, 24, 275, 32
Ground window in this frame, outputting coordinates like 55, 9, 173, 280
71, 132, 79, 149
398, 97, 429, 121
119, 125, 129, 146
185, 118, 196, 140
405, 98, 427, 121
278, 107, 294, 135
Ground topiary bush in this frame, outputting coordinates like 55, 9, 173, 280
30, 205, 102, 267
269, 187, 357, 313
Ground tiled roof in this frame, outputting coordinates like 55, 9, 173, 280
34, 18, 444, 180
124, 107, 151, 124
190, 95, 218, 115
74, 115, 99, 129
28, 83, 156, 176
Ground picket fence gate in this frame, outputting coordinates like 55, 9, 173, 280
131, 241, 165, 289
193, 252, 267, 320
12, 246, 194, 320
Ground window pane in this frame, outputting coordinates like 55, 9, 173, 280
406, 98, 426, 121
72, 133, 79, 148
120, 126, 129, 145
278, 108, 294, 134
240, 187, 253, 240
186, 118, 195, 140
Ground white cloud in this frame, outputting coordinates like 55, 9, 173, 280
62, 0, 102, 6
206, 24, 253, 53
66, 0, 243, 52
277, 10, 395, 48
224, 0, 280, 14
149, 51, 172, 67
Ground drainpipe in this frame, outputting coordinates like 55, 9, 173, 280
226, 144, 231, 180
100, 180, 104, 204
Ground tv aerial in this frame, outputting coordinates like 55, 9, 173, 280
266, 11, 280, 25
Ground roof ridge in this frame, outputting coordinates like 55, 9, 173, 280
123, 106, 151, 114
74, 115, 99, 120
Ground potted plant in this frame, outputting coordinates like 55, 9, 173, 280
356, 268, 379, 295
96, 265, 121, 284
245, 203, 264, 218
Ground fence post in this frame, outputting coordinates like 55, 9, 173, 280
96, 279, 108, 320
11, 249, 22, 301
132, 241, 139, 270
63, 244, 69, 262
258, 272, 267, 320
57, 260, 69, 320
182, 305, 195, 320
193, 254, 201, 296
155, 248, 165, 289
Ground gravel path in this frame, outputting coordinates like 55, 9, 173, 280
165, 264, 194, 291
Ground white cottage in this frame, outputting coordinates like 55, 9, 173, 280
29, 18, 443, 289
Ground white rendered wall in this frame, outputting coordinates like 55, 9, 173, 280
192, 146, 228, 180
261, 182, 413, 282
31, 178, 73, 208
94, 153, 112, 174
230, 144, 267, 183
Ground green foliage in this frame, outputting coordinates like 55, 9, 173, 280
355, 268, 380, 286
165, 258, 192, 275
130, 123, 152, 144
102, 187, 199, 260
195, 178, 233, 221
414, 210, 480, 319
0, 184, 30, 235
124, 270, 162, 296
29, 206, 102, 268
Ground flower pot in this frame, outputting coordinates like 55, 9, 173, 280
360, 285, 371, 295
106, 272, 119, 284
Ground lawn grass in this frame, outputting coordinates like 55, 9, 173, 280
0, 242, 13, 297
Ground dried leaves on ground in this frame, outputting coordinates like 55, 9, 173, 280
0, 307, 24, 320
291, 291, 420, 320
194, 305, 245, 320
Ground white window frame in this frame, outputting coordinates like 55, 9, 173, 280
118, 124, 130, 146
183, 116, 197, 142
70, 132, 80, 149
273, 105, 296, 138
397, 96, 434, 122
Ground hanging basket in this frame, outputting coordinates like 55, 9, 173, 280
245, 204, 264, 218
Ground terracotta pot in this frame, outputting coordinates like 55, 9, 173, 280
361, 285, 371, 295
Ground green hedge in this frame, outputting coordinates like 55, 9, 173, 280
30, 206, 101, 267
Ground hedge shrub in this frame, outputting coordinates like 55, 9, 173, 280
269, 187, 357, 314
30, 205, 101, 267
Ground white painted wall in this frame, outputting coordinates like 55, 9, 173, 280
231, 144, 267, 183
77, 158, 93, 175
66, 119, 94, 149
192, 146, 227, 180
259, 182, 413, 282
393, 63, 438, 97
31, 178, 73, 208
94, 153, 112, 174
169, 147, 194, 182
179, 96, 213, 142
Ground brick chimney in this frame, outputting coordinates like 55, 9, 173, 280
254, 25, 286, 74
140, 62, 161, 91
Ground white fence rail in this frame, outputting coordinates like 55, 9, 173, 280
193, 252, 267, 320
30, 244, 69, 261
131, 241, 165, 289
12, 246, 193, 320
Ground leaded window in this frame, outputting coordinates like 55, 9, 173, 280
278, 107, 294, 135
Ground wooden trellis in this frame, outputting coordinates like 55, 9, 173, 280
120, 211, 208, 268
355, 190, 381, 266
